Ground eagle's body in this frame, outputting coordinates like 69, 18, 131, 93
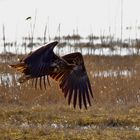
10, 41, 93, 109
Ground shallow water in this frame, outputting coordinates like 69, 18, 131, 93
0, 44, 139, 56
0, 70, 135, 87
92, 70, 135, 78
55, 46, 138, 56
0, 73, 19, 87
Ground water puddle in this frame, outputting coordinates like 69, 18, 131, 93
0, 70, 135, 86
92, 70, 135, 78
0, 73, 20, 87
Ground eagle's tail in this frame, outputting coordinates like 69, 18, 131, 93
9, 63, 27, 73
9, 63, 31, 83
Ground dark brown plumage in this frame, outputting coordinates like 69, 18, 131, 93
10, 41, 93, 109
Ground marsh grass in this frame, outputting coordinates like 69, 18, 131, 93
0, 54, 140, 139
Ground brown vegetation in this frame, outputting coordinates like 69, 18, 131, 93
0, 54, 140, 139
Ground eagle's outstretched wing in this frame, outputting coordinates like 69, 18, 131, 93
10, 41, 59, 85
50, 52, 93, 109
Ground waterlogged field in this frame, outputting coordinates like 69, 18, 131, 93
0, 54, 140, 139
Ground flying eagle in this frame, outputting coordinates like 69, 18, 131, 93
10, 41, 93, 109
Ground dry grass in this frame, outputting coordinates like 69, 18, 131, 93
0, 105, 140, 139
0, 54, 140, 139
